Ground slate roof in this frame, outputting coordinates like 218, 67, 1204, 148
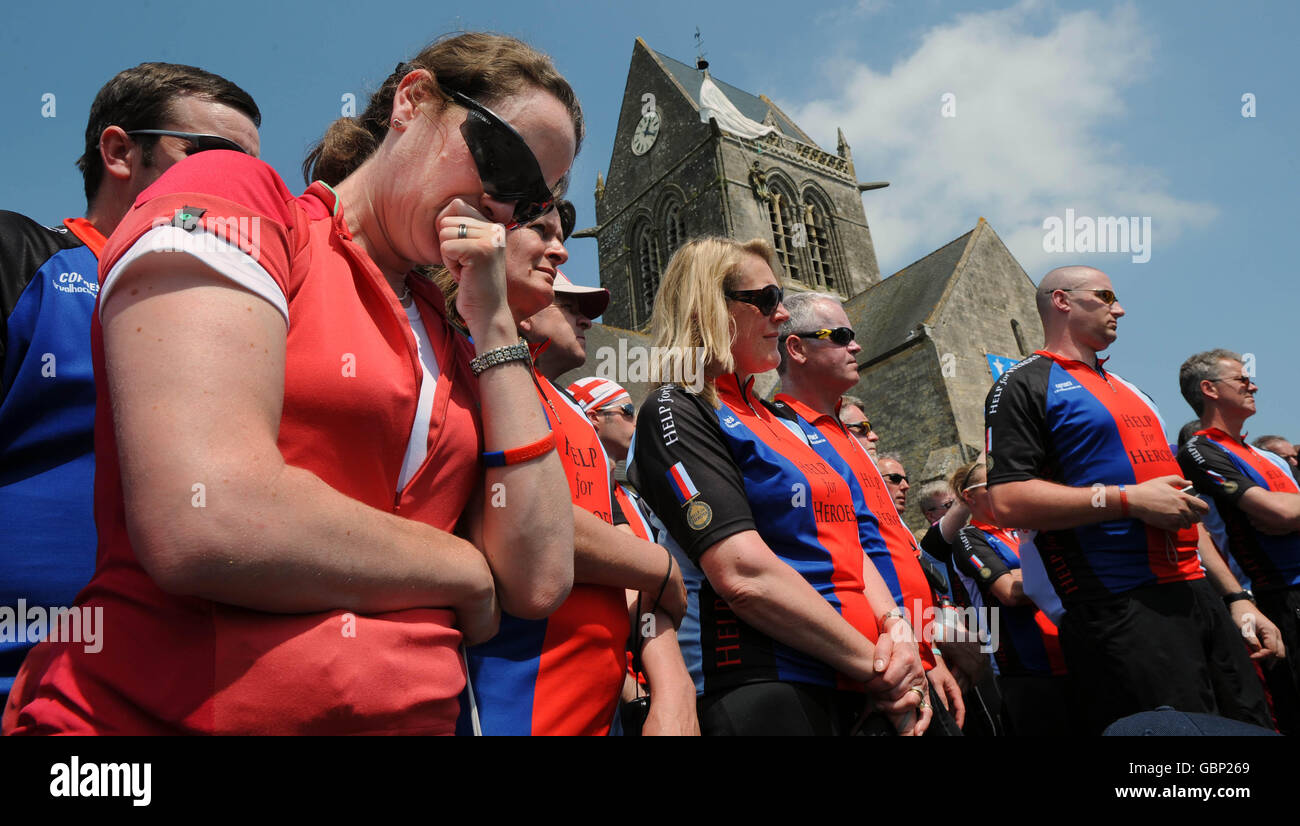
642, 40, 816, 146
846, 222, 982, 365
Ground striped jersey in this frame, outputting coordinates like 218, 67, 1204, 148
984, 350, 1202, 606
464, 370, 629, 735
1179, 428, 1300, 591
772, 393, 937, 670
627, 375, 879, 695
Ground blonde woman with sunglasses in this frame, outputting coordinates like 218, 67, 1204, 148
627, 237, 929, 736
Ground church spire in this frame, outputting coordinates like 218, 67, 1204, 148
837, 128, 852, 161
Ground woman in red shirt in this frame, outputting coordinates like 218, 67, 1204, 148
6, 33, 579, 735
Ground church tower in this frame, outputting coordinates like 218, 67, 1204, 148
582, 38, 884, 330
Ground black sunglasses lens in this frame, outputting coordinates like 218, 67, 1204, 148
758, 286, 782, 315
187, 136, 245, 155
460, 109, 553, 225
831, 328, 855, 345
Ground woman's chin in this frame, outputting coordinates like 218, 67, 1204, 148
508, 283, 554, 323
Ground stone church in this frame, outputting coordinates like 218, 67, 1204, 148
562, 38, 1044, 530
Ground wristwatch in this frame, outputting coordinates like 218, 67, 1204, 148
1222, 590, 1255, 606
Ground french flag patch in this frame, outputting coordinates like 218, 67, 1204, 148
668, 462, 700, 504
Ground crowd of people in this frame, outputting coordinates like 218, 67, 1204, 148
2, 33, 1297, 736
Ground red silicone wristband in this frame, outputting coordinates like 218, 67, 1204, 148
483, 432, 555, 467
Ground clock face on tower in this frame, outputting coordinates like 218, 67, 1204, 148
630, 110, 660, 156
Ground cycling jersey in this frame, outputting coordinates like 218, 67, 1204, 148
985, 350, 1201, 606
1179, 428, 1300, 591
0, 212, 104, 701
464, 368, 628, 736
772, 393, 936, 669
628, 375, 879, 696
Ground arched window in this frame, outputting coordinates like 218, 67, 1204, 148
802, 196, 836, 292
766, 183, 803, 285
633, 220, 661, 322
663, 199, 686, 258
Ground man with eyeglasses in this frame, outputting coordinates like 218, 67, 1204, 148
984, 266, 1271, 733
0, 63, 258, 711
770, 291, 966, 734
1177, 349, 1299, 732
837, 393, 880, 457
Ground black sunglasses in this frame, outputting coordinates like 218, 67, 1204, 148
795, 327, 855, 346
441, 86, 555, 229
126, 129, 247, 156
882, 473, 908, 485
725, 284, 784, 316
597, 403, 636, 420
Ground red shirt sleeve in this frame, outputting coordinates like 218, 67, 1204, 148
99, 152, 302, 299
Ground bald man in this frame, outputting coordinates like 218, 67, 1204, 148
982, 266, 1271, 733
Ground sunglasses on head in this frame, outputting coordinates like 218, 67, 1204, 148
597, 403, 635, 420
795, 327, 855, 346
126, 129, 247, 156
725, 284, 784, 316
844, 419, 872, 435
440, 85, 555, 229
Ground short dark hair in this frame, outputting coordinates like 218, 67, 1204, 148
78, 62, 260, 205
1178, 348, 1241, 416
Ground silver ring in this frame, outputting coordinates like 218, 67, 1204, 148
907, 686, 926, 701
458, 223, 468, 239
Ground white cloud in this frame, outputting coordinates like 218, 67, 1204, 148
788, 1, 1217, 278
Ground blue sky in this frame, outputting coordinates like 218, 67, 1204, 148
2, 0, 1295, 440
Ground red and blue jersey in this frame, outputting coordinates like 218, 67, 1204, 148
984, 350, 1201, 606
627, 375, 879, 696
954, 522, 1067, 677
0, 213, 105, 702
772, 394, 937, 670
1179, 428, 1300, 592
463, 370, 629, 735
